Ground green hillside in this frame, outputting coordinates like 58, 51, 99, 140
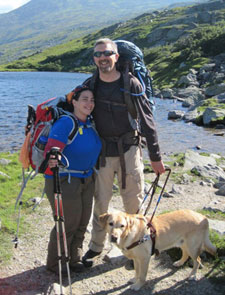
0, 0, 204, 64
1, 0, 225, 89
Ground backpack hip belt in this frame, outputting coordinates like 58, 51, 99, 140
100, 130, 140, 189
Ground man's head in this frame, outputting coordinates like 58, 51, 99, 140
93, 38, 119, 74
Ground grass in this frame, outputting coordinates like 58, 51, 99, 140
0, 152, 45, 265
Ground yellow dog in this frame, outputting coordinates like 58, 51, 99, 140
100, 209, 216, 290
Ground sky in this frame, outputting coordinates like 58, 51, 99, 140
0, 0, 30, 13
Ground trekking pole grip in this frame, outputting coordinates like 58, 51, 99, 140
50, 147, 61, 194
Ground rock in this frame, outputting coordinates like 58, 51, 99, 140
200, 63, 216, 73
170, 184, 183, 195
183, 109, 199, 122
213, 182, 225, 189
191, 164, 225, 182
216, 92, 225, 100
215, 184, 225, 196
161, 88, 174, 99
0, 171, 10, 178
183, 150, 216, 171
0, 158, 11, 165
189, 68, 198, 75
213, 132, 225, 136
205, 83, 225, 97
163, 192, 174, 198
175, 86, 205, 106
202, 107, 225, 125
180, 173, 192, 184
178, 73, 199, 87
208, 219, 225, 236
204, 200, 225, 214
46, 283, 66, 295
28, 197, 43, 206
168, 110, 184, 120
215, 124, 225, 129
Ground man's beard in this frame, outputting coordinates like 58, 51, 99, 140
99, 65, 112, 73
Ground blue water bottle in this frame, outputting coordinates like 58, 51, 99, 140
36, 135, 48, 150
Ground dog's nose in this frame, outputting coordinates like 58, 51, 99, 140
111, 235, 117, 243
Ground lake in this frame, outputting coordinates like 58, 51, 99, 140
0, 71, 224, 156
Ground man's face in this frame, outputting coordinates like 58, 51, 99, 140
93, 43, 119, 74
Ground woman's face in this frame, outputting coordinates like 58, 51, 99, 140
72, 90, 95, 120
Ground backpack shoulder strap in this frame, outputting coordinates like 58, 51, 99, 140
67, 115, 79, 141
122, 67, 137, 120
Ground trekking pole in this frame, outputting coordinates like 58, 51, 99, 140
50, 147, 72, 295
149, 168, 171, 223
12, 201, 23, 248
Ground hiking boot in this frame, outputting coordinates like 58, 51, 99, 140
70, 261, 86, 273
82, 249, 101, 267
124, 259, 134, 270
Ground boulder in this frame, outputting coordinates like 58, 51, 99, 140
161, 88, 174, 99
168, 110, 184, 120
202, 107, 225, 125
200, 63, 216, 73
178, 73, 199, 87
0, 158, 11, 165
204, 199, 225, 214
183, 109, 200, 123
205, 83, 225, 97
191, 164, 225, 182
175, 86, 205, 106
183, 150, 216, 171
215, 184, 225, 196
208, 219, 225, 235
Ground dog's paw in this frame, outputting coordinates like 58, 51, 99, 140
128, 277, 136, 284
130, 280, 145, 291
173, 260, 183, 267
188, 274, 198, 281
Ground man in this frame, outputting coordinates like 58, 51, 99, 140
82, 38, 165, 266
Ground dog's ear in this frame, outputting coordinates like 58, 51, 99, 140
99, 213, 110, 228
121, 215, 134, 238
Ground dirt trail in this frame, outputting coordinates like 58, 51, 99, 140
0, 171, 224, 295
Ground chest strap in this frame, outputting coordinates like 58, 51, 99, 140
100, 130, 140, 189
125, 221, 158, 256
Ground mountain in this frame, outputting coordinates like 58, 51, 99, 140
0, 0, 205, 64
2, 0, 224, 90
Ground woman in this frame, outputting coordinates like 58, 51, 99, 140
44, 85, 101, 274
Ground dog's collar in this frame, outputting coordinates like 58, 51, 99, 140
124, 222, 158, 256
125, 234, 151, 251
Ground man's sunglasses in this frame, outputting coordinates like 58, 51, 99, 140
93, 50, 116, 58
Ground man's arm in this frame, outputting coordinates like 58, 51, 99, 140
130, 76, 165, 174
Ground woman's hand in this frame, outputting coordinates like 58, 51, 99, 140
48, 158, 58, 169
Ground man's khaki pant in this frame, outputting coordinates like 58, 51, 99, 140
89, 145, 144, 252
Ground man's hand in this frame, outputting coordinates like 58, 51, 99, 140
151, 160, 165, 175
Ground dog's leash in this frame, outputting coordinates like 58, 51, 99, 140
126, 168, 171, 254
148, 168, 171, 223
136, 173, 159, 215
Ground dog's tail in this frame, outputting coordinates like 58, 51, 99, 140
203, 220, 217, 256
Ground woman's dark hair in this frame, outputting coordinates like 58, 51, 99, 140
60, 85, 92, 112
72, 85, 92, 101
